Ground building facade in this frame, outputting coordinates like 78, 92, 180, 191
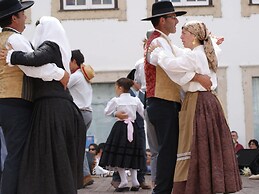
15, 0, 259, 146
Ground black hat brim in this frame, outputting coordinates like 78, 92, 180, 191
0, 1, 34, 20
127, 69, 136, 80
141, 10, 187, 21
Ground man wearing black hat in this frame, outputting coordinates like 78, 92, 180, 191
142, 1, 211, 194
0, 1, 68, 193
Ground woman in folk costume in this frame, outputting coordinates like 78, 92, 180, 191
99, 78, 146, 192
150, 21, 242, 194
2, 16, 86, 194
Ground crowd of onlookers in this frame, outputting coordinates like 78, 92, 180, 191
231, 130, 259, 177
231, 130, 259, 153
3, 128, 257, 186
80, 130, 259, 188
83, 142, 152, 185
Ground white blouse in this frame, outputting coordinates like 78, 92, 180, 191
104, 93, 144, 120
150, 45, 218, 92
6, 29, 64, 81
146, 29, 196, 90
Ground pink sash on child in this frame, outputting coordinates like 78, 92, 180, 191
123, 118, 134, 142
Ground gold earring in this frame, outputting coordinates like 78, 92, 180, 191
192, 38, 196, 45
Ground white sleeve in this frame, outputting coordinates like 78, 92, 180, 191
211, 37, 222, 59
136, 98, 144, 119
172, 45, 186, 57
134, 58, 145, 86
150, 47, 198, 86
152, 47, 197, 73
67, 71, 79, 89
104, 98, 117, 116
17, 64, 65, 81
179, 72, 196, 86
146, 37, 172, 66
7, 34, 65, 81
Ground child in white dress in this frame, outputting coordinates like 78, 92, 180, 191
99, 78, 145, 192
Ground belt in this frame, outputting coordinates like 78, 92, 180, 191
146, 97, 181, 110
80, 107, 92, 112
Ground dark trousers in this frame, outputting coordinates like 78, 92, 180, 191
146, 98, 180, 194
0, 130, 1, 180
137, 124, 147, 183
0, 99, 32, 194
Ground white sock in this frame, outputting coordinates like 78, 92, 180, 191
117, 167, 128, 188
130, 169, 139, 187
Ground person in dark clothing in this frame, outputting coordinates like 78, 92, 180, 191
1, 16, 86, 194
0, 1, 68, 194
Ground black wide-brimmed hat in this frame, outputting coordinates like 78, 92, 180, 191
0, 0, 34, 20
141, 1, 186, 21
127, 69, 136, 81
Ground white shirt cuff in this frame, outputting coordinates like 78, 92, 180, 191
53, 68, 65, 81
6, 50, 14, 67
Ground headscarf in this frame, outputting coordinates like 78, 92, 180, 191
182, 20, 218, 72
32, 16, 71, 74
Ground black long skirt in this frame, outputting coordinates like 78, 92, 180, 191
17, 97, 86, 194
99, 121, 145, 170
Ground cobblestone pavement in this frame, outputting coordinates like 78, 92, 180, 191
78, 175, 259, 194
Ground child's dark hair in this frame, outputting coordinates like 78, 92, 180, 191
116, 78, 134, 92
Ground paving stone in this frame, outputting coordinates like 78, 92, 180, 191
78, 175, 259, 194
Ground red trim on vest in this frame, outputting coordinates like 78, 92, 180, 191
144, 31, 161, 98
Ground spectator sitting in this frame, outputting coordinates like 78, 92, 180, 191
247, 139, 259, 179
89, 143, 98, 155
87, 143, 98, 175
146, 149, 151, 175
248, 139, 259, 149
92, 143, 113, 177
96, 143, 105, 162
231, 131, 244, 153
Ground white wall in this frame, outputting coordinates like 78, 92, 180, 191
21, 0, 259, 146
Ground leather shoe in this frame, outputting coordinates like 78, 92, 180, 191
111, 180, 120, 188
140, 181, 151, 189
130, 186, 140, 191
83, 175, 94, 187
115, 186, 130, 192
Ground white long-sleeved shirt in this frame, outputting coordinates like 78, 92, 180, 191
146, 29, 195, 88
67, 69, 93, 110
104, 93, 144, 120
150, 45, 217, 92
134, 57, 146, 92
5, 28, 64, 81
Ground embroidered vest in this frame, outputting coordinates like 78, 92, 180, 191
144, 31, 180, 102
0, 31, 33, 101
